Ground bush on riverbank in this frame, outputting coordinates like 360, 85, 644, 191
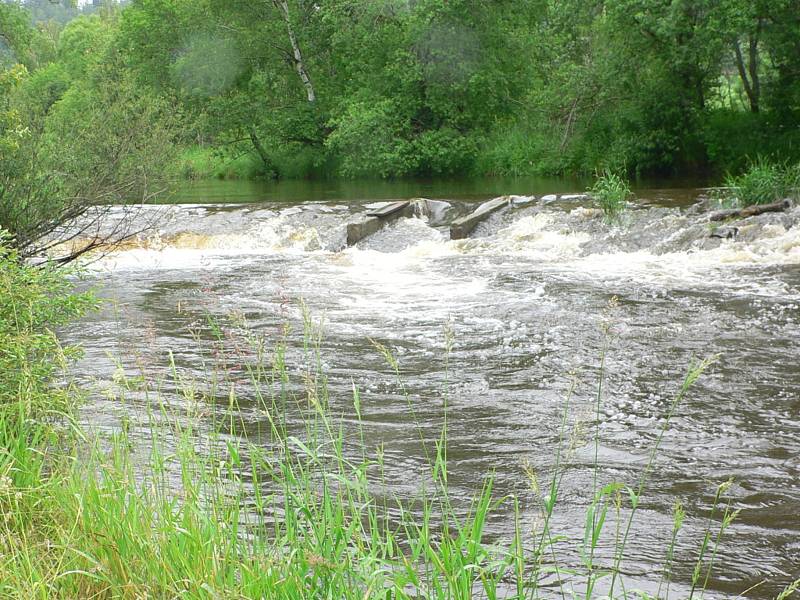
0, 237, 96, 416
177, 146, 264, 181
0, 21, 177, 261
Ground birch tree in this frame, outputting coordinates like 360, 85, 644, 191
271, 0, 315, 103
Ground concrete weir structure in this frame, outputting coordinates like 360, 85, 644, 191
346, 195, 517, 246
346, 200, 418, 246
449, 196, 511, 240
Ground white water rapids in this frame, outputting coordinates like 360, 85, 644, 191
65, 193, 800, 598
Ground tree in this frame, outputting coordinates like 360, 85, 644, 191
0, 9, 177, 263
1, 2, 35, 67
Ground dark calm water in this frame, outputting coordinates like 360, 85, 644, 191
167, 175, 708, 205
66, 179, 799, 598
169, 176, 593, 204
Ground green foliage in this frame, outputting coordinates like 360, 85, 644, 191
57, 14, 114, 79
5, 0, 800, 183
412, 127, 481, 176
722, 158, 799, 207
1, 2, 61, 70
0, 2, 35, 68
702, 110, 769, 175
476, 126, 549, 177
269, 142, 330, 180
473, 0, 800, 178
177, 146, 264, 180
326, 97, 415, 178
0, 10, 178, 260
0, 235, 96, 416
42, 72, 177, 197
589, 170, 632, 223
170, 33, 244, 99
783, 162, 800, 194
16, 0, 82, 26
0, 76, 177, 257
16, 62, 70, 117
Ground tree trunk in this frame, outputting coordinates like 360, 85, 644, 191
248, 128, 276, 178
709, 199, 790, 222
733, 30, 760, 114
748, 22, 762, 113
272, 0, 316, 103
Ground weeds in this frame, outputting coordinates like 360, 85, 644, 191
721, 158, 800, 207
588, 170, 632, 224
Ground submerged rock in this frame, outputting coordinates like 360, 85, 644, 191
710, 226, 739, 240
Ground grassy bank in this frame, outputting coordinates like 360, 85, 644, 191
718, 160, 800, 207
176, 146, 266, 181
175, 145, 334, 182
2, 246, 798, 598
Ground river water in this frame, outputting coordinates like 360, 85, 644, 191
66, 181, 799, 598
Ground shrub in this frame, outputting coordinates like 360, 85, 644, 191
475, 125, 564, 176
702, 109, 769, 174
0, 234, 96, 417
722, 158, 799, 207
325, 97, 416, 178
1, 63, 177, 261
588, 169, 632, 223
411, 127, 480, 176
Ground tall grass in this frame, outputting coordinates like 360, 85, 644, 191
721, 158, 800, 207
0, 295, 756, 599
588, 170, 632, 224
176, 145, 264, 181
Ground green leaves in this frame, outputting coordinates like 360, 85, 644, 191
6, 0, 800, 183
0, 236, 97, 416
722, 157, 800, 207
588, 170, 633, 224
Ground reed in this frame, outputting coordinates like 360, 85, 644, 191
588, 170, 632, 224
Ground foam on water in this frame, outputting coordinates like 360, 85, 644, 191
67, 196, 800, 599
338, 244, 489, 307
85, 214, 335, 271
484, 213, 592, 258
79, 201, 800, 300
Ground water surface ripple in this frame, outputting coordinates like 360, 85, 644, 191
67, 191, 800, 598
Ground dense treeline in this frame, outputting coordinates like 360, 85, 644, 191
1, 0, 173, 258
2, 0, 800, 185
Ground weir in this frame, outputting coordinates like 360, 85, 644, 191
346, 201, 411, 246
449, 196, 511, 240
348, 194, 594, 246
346, 199, 436, 246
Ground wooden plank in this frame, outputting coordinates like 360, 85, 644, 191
450, 197, 510, 240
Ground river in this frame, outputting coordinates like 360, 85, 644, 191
65, 179, 799, 598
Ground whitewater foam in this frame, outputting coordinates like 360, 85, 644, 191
77, 201, 800, 300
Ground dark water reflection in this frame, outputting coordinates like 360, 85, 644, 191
168, 175, 707, 205
67, 185, 799, 598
